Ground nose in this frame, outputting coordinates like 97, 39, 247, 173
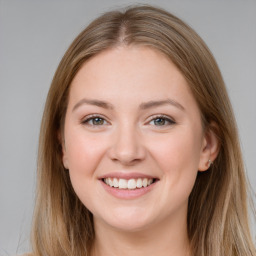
107, 124, 146, 166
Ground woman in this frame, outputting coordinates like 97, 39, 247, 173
30, 5, 256, 256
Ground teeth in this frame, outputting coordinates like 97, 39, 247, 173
108, 178, 113, 187
137, 178, 142, 188
127, 179, 136, 189
142, 178, 148, 187
113, 178, 119, 188
119, 179, 128, 189
147, 178, 153, 185
103, 177, 154, 189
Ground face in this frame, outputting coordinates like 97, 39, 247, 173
62, 46, 213, 232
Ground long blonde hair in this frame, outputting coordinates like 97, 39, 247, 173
31, 5, 256, 256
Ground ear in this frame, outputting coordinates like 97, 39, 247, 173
198, 122, 220, 172
58, 131, 69, 170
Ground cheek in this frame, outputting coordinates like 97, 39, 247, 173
148, 128, 202, 186
66, 128, 104, 169
146, 130, 202, 212
64, 128, 108, 192
65, 130, 108, 209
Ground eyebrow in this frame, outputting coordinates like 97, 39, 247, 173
72, 98, 185, 112
139, 99, 185, 111
72, 98, 114, 111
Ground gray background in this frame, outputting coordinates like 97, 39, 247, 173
0, 0, 255, 254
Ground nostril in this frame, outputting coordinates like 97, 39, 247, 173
111, 157, 142, 166
107, 133, 147, 165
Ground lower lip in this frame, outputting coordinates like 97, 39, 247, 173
100, 180, 157, 199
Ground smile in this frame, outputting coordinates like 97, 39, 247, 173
103, 178, 155, 190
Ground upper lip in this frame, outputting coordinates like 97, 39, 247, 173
98, 172, 158, 180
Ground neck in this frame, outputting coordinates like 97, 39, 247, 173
91, 210, 191, 256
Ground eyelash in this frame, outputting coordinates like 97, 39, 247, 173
81, 114, 109, 127
147, 114, 176, 127
81, 114, 176, 127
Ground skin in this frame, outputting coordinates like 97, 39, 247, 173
62, 46, 219, 256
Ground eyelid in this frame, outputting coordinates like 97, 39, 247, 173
81, 114, 110, 125
146, 114, 176, 125
80, 113, 175, 127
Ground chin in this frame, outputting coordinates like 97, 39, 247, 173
95, 206, 155, 232
108, 219, 152, 233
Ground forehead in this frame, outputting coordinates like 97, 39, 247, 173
71, 45, 185, 85
68, 45, 198, 113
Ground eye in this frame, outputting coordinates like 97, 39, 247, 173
81, 115, 108, 126
149, 115, 176, 127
